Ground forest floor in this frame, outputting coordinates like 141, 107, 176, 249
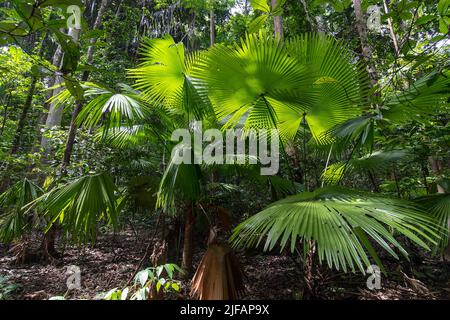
1, 228, 449, 300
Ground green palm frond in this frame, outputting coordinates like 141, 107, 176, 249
34, 173, 120, 243
414, 193, 450, 253
323, 150, 409, 184
128, 36, 212, 120
76, 83, 150, 132
317, 115, 377, 154
231, 186, 441, 273
95, 125, 151, 148
383, 71, 450, 123
192, 32, 368, 141
0, 179, 42, 243
285, 34, 369, 142
156, 144, 204, 212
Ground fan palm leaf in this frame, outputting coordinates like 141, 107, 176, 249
31, 173, 120, 243
231, 186, 441, 273
77, 83, 149, 132
414, 193, 450, 253
191, 32, 369, 141
128, 36, 212, 121
323, 149, 409, 184
383, 71, 450, 123
156, 144, 204, 212
0, 179, 42, 242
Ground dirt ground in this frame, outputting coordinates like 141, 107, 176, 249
1, 229, 449, 300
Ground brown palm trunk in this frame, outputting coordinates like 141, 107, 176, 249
182, 205, 195, 275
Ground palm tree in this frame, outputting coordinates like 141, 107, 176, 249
125, 32, 445, 298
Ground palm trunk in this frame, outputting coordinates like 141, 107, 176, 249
182, 205, 195, 275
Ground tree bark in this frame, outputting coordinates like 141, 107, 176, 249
210, 10, 216, 46
271, 0, 284, 39
41, 28, 80, 155
182, 205, 195, 275
352, 0, 378, 86
299, 0, 316, 31
10, 77, 38, 154
60, 0, 108, 170
430, 157, 445, 194
10, 32, 48, 154
382, 0, 400, 56
44, 1, 109, 256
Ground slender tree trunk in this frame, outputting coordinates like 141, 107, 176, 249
210, 10, 216, 46
299, 0, 316, 31
382, 0, 400, 56
182, 205, 195, 275
41, 28, 80, 155
302, 241, 320, 299
10, 77, 38, 154
271, 0, 284, 39
352, 0, 378, 86
43, 1, 109, 257
60, 0, 108, 170
0, 94, 11, 134
430, 157, 445, 194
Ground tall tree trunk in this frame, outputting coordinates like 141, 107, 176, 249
2, 34, 47, 192
210, 10, 216, 46
430, 157, 445, 194
271, 0, 284, 39
382, 0, 400, 56
39, 28, 79, 259
40, 28, 80, 155
299, 0, 316, 31
1, 93, 11, 134
182, 205, 195, 275
10, 77, 38, 155
352, 0, 378, 86
60, 0, 108, 170
43, 1, 109, 257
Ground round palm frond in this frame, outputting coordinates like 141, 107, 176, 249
77, 83, 150, 131
383, 71, 450, 123
128, 35, 213, 121
191, 32, 369, 142
156, 144, 205, 213
231, 186, 441, 273
414, 193, 450, 253
0, 179, 42, 243
323, 149, 409, 184
31, 173, 120, 243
